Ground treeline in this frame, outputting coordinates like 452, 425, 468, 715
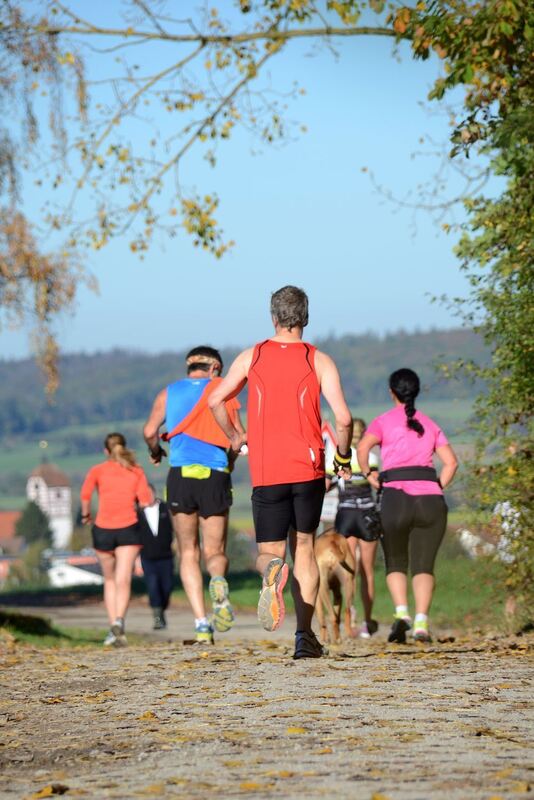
0, 328, 487, 437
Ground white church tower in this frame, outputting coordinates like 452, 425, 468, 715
27, 462, 73, 549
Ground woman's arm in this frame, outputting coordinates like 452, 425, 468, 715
80, 467, 97, 524
357, 433, 381, 491
435, 444, 459, 489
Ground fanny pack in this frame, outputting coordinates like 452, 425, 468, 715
180, 465, 229, 479
379, 466, 440, 485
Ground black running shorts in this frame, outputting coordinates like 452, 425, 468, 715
252, 478, 325, 543
336, 508, 372, 539
380, 488, 448, 575
166, 467, 232, 517
92, 524, 142, 551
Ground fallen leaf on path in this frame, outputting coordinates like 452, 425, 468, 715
474, 727, 522, 743
82, 691, 114, 704
135, 783, 165, 795
239, 782, 273, 791
263, 770, 294, 778
494, 768, 514, 779
286, 726, 307, 734
28, 785, 69, 799
137, 710, 158, 721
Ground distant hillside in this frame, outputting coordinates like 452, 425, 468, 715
0, 328, 488, 437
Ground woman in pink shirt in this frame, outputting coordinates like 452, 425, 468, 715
357, 369, 458, 643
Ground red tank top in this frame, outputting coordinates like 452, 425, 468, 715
247, 340, 325, 487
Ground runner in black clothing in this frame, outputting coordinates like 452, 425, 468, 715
138, 486, 175, 630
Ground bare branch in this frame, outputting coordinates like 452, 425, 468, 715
131, 48, 278, 220
20, 22, 401, 44
67, 42, 206, 213
131, 0, 169, 37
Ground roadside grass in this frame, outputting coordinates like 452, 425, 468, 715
175, 546, 504, 631
0, 609, 107, 648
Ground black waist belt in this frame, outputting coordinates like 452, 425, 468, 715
380, 466, 439, 484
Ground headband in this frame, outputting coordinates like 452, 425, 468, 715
186, 355, 222, 368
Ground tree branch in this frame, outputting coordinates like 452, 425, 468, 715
19, 23, 401, 44
131, 47, 278, 219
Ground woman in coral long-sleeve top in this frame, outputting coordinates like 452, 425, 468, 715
81, 432, 153, 646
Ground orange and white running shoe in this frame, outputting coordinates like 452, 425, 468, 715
257, 558, 289, 631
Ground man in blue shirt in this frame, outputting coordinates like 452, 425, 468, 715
143, 346, 242, 644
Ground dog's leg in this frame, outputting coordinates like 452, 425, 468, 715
344, 571, 357, 638
331, 575, 342, 643
315, 567, 330, 643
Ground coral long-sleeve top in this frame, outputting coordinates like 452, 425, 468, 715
80, 460, 152, 529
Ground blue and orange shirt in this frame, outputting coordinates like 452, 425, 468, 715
166, 378, 239, 470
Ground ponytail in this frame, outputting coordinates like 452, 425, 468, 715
389, 369, 425, 438
104, 432, 137, 469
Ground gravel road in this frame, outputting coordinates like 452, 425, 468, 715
0, 607, 532, 800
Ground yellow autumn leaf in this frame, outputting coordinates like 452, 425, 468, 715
138, 710, 157, 720
494, 768, 513, 779
239, 782, 270, 791
137, 784, 165, 796
371, 794, 392, 800
286, 726, 307, 734
29, 785, 69, 799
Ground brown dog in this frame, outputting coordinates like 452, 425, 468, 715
315, 529, 357, 643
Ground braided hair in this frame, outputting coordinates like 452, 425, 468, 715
389, 368, 425, 437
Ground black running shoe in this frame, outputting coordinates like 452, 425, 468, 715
388, 617, 411, 644
293, 630, 326, 660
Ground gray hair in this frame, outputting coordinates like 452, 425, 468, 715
270, 285, 309, 330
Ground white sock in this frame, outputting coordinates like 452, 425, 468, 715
395, 605, 410, 619
415, 613, 428, 626
195, 616, 209, 628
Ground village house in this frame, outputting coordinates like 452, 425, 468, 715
27, 462, 73, 549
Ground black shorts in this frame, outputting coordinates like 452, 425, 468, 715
380, 488, 448, 575
252, 478, 325, 543
336, 508, 374, 540
166, 467, 232, 517
92, 524, 142, 551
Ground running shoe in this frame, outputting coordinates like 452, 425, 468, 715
103, 630, 117, 647
111, 617, 124, 636
209, 576, 235, 633
359, 619, 379, 639
153, 611, 166, 630
413, 620, 432, 643
293, 630, 326, 660
387, 616, 412, 644
110, 617, 127, 646
195, 621, 214, 645
257, 558, 289, 632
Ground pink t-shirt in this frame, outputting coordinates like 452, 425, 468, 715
366, 405, 449, 496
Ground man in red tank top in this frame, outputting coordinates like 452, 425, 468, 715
209, 286, 353, 659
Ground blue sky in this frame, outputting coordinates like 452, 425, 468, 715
2, 10, 479, 359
